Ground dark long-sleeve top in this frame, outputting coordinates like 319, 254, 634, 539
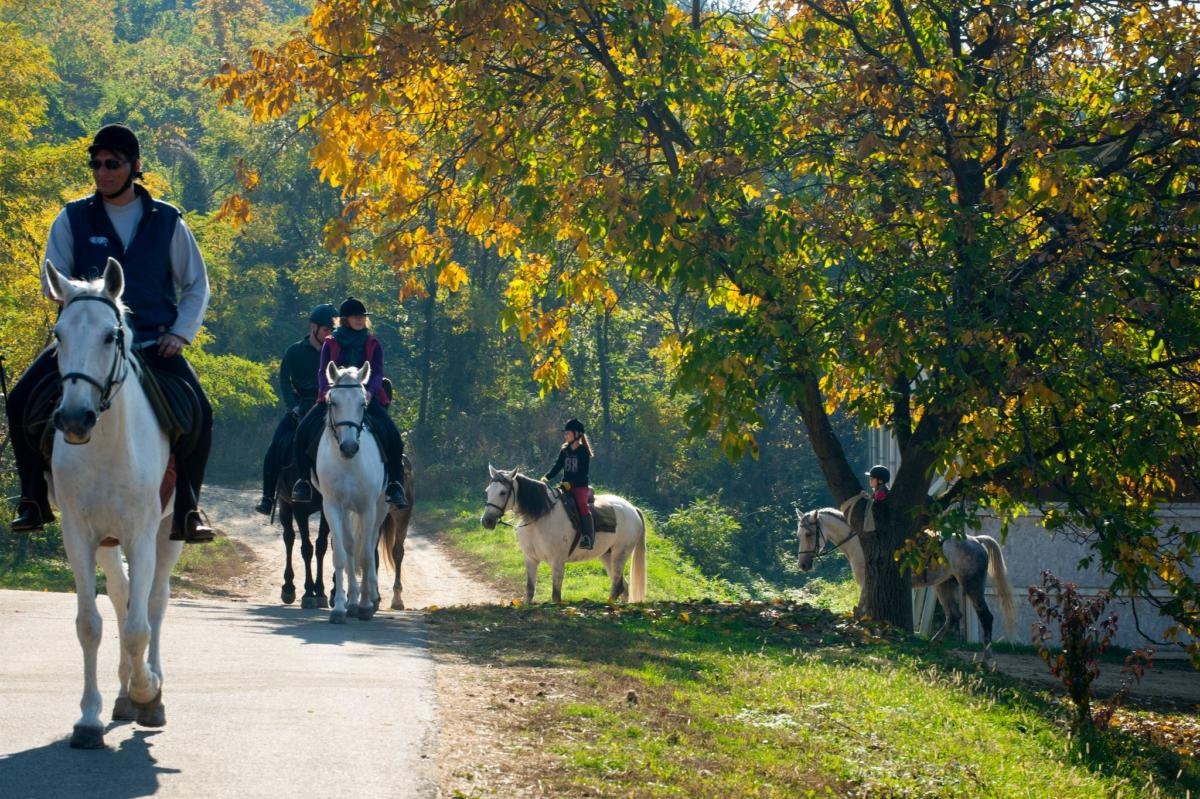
544, 444, 590, 487
278, 337, 322, 409
316, 334, 389, 406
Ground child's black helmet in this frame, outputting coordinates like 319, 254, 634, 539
867, 465, 891, 483
563, 419, 585, 433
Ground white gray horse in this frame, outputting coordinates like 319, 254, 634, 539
44, 258, 182, 748
481, 466, 646, 604
313, 363, 387, 623
796, 507, 1016, 661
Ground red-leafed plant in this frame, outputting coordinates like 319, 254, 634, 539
1029, 570, 1153, 732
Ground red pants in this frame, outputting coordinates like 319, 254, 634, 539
569, 486, 591, 516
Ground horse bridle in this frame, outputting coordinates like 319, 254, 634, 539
326, 383, 368, 439
797, 509, 857, 559
57, 294, 128, 413
486, 474, 517, 526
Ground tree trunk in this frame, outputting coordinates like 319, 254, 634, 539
414, 275, 437, 453
597, 308, 612, 454
858, 516, 914, 629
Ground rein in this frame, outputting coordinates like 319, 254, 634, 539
798, 509, 859, 560
58, 294, 129, 413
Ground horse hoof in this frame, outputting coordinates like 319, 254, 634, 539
301, 595, 317, 609
136, 702, 166, 728
70, 724, 105, 749
357, 605, 375, 621
330, 610, 347, 624
316, 595, 329, 609
391, 597, 405, 611
112, 696, 137, 722
281, 586, 297, 605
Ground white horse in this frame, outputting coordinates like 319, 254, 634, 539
796, 507, 1017, 662
44, 258, 182, 749
481, 466, 646, 604
313, 362, 387, 623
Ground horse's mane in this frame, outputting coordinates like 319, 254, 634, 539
512, 472, 555, 521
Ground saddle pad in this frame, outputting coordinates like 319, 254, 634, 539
560, 492, 618, 535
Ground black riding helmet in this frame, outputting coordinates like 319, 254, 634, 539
866, 465, 891, 483
309, 303, 337, 328
339, 297, 368, 317
563, 418, 585, 434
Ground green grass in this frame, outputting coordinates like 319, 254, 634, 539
421, 495, 740, 603
430, 601, 1198, 799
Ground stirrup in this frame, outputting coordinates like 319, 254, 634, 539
170, 509, 214, 544
10, 499, 48, 533
385, 482, 408, 508
579, 534, 594, 550
292, 479, 313, 502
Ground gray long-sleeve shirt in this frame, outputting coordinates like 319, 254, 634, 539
41, 199, 210, 343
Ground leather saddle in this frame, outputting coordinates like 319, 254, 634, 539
558, 487, 618, 538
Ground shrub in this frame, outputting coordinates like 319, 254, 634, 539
1028, 570, 1153, 733
660, 497, 741, 575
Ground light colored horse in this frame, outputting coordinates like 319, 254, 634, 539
44, 257, 181, 749
796, 507, 1016, 662
313, 362, 387, 623
481, 466, 646, 604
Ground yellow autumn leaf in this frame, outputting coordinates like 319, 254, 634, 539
436, 262, 469, 292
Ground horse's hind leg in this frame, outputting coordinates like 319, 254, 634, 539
602, 549, 627, 602
97, 546, 135, 722
63, 530, 105, 748
314, 512, 330, 608
930, 579, 962, 643
280, 504, 297, 605
391, 517, 407, 611
298, 508, 318, 608
550, 560, 565, 604
963, 573, 996, 665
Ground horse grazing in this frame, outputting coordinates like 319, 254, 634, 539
275, 446, 332, 609
376, 456, 414, 610
43, 257, 180, 748
481, 466, 646, 604
796, 507, 1017, 662
313, 362, 387, 623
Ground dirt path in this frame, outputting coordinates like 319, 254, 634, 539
201, 484, 503, 608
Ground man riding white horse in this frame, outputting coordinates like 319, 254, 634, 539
6, 123, 214, 542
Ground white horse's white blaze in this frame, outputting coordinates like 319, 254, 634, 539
43, 258, 182, 748
482, 466, 647, 604
314, 363, 387, 623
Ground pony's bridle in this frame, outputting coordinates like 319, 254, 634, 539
797, 509, 857, 559
485, 474, 517, 527
326, 383, 368, 439
57, 294, 128, 413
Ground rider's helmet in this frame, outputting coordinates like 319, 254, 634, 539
338, 297, 368, 317
89, 123, 140, 163
309, 303, 337, 328
866, 464, 891, 483
563, 418, 585, 434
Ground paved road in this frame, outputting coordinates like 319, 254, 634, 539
0, 589, 438, 799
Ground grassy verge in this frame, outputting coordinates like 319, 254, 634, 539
430, 601, 1197, 799
420, 496, 740, 603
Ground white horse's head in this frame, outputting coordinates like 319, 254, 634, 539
325, 361, 371, 458
482, 464, 518, 529
796, 508, 823, 572
44, 257, 129, 444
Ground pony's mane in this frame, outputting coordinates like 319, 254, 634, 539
512, 472, 555, 521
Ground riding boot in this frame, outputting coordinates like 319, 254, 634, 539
385, 480, 408, 509
255, 496, 273, 516
579, 513, 595, 550
10, 498, 49, 533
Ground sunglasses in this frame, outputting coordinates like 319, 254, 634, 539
89, 158, 128, 171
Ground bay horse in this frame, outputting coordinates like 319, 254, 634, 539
796, 506, 1016, 663
275, 444, 332, 609
43, 257, 180, 748
313, 362, 386, 623
481, 466, 646, 604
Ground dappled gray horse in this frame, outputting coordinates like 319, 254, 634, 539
797, 507, 1016, 663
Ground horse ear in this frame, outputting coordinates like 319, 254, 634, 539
488, 464, 498, 479
325, 361, 339, 386
44, 259, 68, 303
795, 506, 803, 520
102, 257, 124, 300
358, 361, 371, 386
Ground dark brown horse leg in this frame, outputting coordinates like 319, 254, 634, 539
280, 502, 297, 605
314, 512, 330, 608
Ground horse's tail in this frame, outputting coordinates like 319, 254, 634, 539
977, 535, 1016, 638
629, 508, 647, 603
378, 510, 397, 575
